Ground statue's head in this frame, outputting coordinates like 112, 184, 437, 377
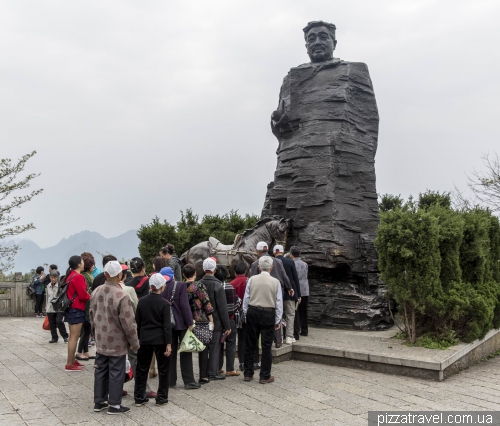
303, 21, 337, 63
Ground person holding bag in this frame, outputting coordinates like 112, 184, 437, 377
181, 263, 214, 385
160, 267, 199, 390
134, 273, 172, 407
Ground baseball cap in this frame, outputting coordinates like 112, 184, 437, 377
256, 241, 268, 251
104, 261, 122, 278
121, 264, 129, 271
203, 257, 216, 272
159, 267, 174, 282
273, 245, 284, 253
150, 273, 166, 290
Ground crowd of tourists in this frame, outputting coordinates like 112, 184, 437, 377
32, 241, 309, 415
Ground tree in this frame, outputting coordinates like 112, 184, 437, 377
466, 152, 500, 213
137, 209, 259, 273
0, 151, 43, 272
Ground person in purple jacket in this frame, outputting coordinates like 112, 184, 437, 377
160, 267, 200, 390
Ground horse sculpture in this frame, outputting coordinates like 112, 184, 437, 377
180, 216, 291, 279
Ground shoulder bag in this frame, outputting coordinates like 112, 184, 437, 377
168, 281, 178, 329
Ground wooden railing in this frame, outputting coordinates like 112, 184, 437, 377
0, 272, 37, 316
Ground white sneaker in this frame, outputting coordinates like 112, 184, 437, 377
291, 337, 296, 343
285, 337, 293, 344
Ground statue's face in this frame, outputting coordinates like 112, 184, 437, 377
305, 25, 336, 63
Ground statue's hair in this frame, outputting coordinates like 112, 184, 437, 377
303, 21, 336, 41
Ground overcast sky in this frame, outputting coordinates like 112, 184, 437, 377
1, 0, 499, 248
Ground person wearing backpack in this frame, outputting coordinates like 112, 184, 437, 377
127, 257, 151, 299
45, 270, 68, 343
64, 255, 91, 372
159, 267, 198, 390
33, 266, 46, 317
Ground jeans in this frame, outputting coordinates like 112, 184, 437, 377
94, 353, 126, 406
169, 329, 196, 386
47, 312, 68, 341
128, 349, 151, 394
237, 322, 259, 364
77, 321, 91, 353
35, 294, 44, 314
207, 330, 222, 377
135, 344, 170, 403
218, 319, 237, 372
283, 300, 296, 339
244, 307, 275, 380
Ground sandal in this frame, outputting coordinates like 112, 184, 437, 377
75, 355, 89, 361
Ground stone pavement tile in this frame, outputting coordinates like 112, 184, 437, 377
25, 415, 63, 425
171, 419, 209, 426
0, 413, 27, 426
86, 413, 138, 425
149, 403, 196, 421
0, 401, 15, 415
62, 422, 101, 426
322, 398, 367, 415
230, 410, 279, 426
50, 405, 101, 424
451, 393, 500, 410
282, 395, 330, 411
126, 407, 175, 425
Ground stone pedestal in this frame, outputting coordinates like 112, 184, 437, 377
262, 59, 391, 329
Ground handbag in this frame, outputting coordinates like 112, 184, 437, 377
168, 281, 178, 329
50, 275, 77, 313
192, 321, 213, 345
178, 328, 206, 353
42, 315, 50, 331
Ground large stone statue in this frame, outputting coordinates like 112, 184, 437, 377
262, 21, 391, 329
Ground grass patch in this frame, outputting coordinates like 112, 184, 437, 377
408, 332, 459, 350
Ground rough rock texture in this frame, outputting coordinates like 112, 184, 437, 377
262, 59, 391, 330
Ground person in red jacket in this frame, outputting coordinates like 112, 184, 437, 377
64, 255, 91, 372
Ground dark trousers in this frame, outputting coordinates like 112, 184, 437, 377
128, 349, 151, 393
297, 296, 308, 335
35, 294, 44, 314
237, 322, 259, 364
94, 353, 126, 406
77, 321, 91, 353
198, 345, 209, 379
135, 344, 170, 403
244, 307, 275, 380
218, 319, 237, 372
207, 330, 222, 377
47, 312, 68, 340
169, 329, 196, 386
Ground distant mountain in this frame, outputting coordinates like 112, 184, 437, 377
7, 230, 140, 273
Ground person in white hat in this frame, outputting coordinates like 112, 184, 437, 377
273, 245, 301, 345
134, 273, 172, 407
249, 242, 294, 348
199, 257, 231, 382
90, 260, 140, 415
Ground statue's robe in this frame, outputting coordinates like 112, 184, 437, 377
262, 59, 391, 329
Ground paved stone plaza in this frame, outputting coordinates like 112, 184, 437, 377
1, 317, 499, 425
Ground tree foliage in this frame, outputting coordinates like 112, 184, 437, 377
466, 152, 500, 213
137, 209, 259, 273
0, 151, 43, 272
376, 191, 500, 344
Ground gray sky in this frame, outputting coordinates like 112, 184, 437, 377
1, 0, 499, 248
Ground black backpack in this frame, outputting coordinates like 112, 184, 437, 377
50, 275, 77, 313
26, 274, 36, 298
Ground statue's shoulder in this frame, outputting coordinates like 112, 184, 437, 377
291, 59, 370, 74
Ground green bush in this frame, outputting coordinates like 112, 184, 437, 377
376, 192, 500, 346
137, 209, 258, 273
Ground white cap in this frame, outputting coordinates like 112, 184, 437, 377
149, 273, 166, 290
104, 261, 122, 278
256, 241, 268, 251
273, 245, 284, 254
203, 257, 216, 272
